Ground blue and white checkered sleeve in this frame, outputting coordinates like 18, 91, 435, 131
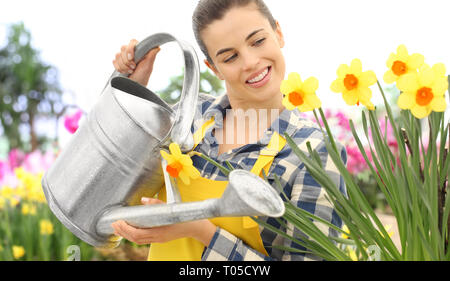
281, 139, 347, 261
201, 227, 272, 261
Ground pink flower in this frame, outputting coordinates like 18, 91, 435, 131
64, 110, 83, 134
346, 145, 369, 174
0, 161, 7, 180
8, 149, 25, 170
0, 160, 18, 187
23, 150, 55, 174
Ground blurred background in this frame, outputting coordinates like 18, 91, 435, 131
0, 0, 448, 260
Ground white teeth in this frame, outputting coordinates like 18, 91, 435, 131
247, 67, 269, 83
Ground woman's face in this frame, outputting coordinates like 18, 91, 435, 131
201, 4, 286, 107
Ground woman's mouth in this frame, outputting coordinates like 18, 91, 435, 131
246, 66, 271, 88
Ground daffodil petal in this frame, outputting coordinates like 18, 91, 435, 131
280, 79, 295, 95
397, 73, 419, 93
411, 105, 429, 119
419, 67, 435, 86
169, 143, 182, 157
359, 71, 377, 87
302, 77, 319, 94
397, 92, 414, 109
183, 164, 200, 179
358, 87, 373, 104
357, 88, 374, 110
179, 154, 193, 166
432, 78, 449, 95
383, 70, 397, 84
407, 53, 424, 70
288, 72, 302, 87
397, 44, 409, 61
342, 91, 358, 106
350, 59, 362, 74
298, 103, 314, 113
432, 63, 446, 78
178, 171, 190, 185
160, 150, 174, 163
337, 64, 350, 78
430, 96, 447, 112
304, 93, 322, 109
330, 79, 344, 93
386, 53, 396, 68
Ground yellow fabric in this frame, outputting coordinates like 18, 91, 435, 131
148, 118, 286, 261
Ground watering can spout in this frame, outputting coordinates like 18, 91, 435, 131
95, 170, 285, 239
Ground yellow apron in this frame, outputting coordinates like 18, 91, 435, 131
148, 118, 286, 261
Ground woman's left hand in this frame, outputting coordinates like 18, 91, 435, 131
111, 197, 217, 246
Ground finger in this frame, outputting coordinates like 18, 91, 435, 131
115, 50, 131, 74
126, 39, 138, 69
141, 197, 164, 205
119, 45, 134, 75
117, 220, 157, 242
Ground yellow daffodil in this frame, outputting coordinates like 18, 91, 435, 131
12, 245, 25, 259
280, 72, 321, 112
21, 203, 31, 215
21, 203, 37, 216
1, 186, 14, 199
40, 219, 54, 235
160, 143, 200, 185
396, 63, 448, 119
383, 45, 425, 84
330, 59, 377, 110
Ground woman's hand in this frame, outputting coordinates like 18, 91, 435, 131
111, 197, 217, 246
112, 39, 161, 86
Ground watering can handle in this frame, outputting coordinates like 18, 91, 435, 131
111, 33, 199, 151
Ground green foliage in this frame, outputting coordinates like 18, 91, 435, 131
157, 68, 224, 104
0, 22, 63, 151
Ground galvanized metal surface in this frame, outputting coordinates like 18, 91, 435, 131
42, 33, 199, 248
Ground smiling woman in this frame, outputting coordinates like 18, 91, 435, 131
110, 0, 347, 261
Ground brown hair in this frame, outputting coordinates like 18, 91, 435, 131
192, 0, 277, 64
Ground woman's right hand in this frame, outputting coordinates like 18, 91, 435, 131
112, 39, 161, 86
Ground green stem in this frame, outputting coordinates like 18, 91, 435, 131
190, 151, 231, 177
315, 108, 339, 154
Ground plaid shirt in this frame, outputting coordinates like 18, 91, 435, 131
174, 93, 347, 261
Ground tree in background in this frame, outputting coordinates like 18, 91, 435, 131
0, 22, 64, 152
158, 67, 224, 104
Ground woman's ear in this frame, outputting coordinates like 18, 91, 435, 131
275, 20, 285, 48
204, 59, 224, 80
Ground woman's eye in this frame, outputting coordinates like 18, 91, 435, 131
224, 54, 237, 63
253, 38, 266, 46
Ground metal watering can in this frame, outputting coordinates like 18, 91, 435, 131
42, 33, 285, 249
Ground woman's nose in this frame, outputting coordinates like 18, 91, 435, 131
241, 50, 260, 71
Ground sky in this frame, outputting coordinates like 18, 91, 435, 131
1, 0, 449, 146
